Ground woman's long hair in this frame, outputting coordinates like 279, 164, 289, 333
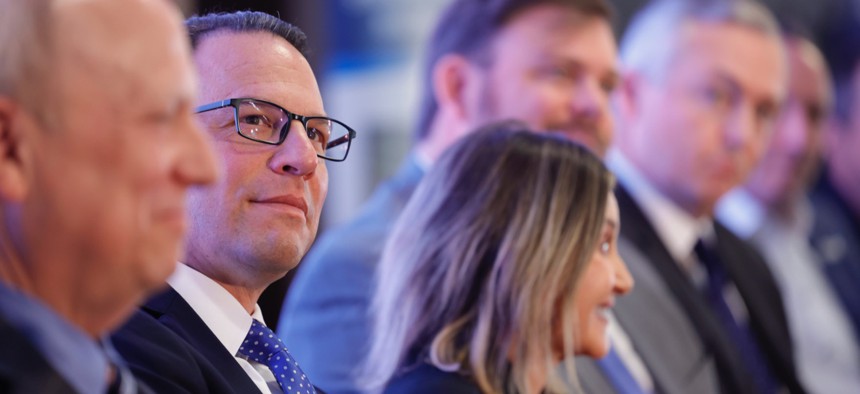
361, 122, 615, 393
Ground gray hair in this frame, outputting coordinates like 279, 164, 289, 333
621, 0, 780, 81
0, 0, 52, 111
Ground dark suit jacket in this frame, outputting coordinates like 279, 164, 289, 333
383, 363, 481, 394
112, 287, 261, 394
809, 173, 860, 342
279, 157, 425, 393
615, 186, 805, 394
0, 315, 75, 394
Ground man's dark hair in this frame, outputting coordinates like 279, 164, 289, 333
414, 0, 612, 141
185, 10, 309, 57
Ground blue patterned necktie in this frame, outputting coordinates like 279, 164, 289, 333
238, 319, 316, 394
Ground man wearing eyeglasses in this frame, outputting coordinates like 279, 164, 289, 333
112, 10, 356, 394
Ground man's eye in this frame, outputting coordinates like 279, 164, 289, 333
242, 115, 268, 126
307, 127, 320, 141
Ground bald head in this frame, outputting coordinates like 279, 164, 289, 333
51, 0, 197, 127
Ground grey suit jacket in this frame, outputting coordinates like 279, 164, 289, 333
576, 237, 719, 394
614, 186, 805, 394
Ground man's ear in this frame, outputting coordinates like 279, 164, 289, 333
431, 54, 476, 121
0, 97, 31, 202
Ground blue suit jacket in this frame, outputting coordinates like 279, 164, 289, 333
112, 287, 261, 394
279, 157, 424, 393
0, 315, 75, 394
809, 173, 860, 342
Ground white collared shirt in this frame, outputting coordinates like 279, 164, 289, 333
168, 263, 283, 394
609, 150, 757, 324
717, 189, 860, 394
608, 150, 711, 272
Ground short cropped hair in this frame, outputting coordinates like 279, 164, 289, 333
414, 0, 612, 141
0, 0, 52, 112
364, 122, 615, 393
621, 0, 780, 82
185, 10, 309, 57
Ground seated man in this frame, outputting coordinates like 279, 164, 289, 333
113, 10, 357, 394
609, 0, 805, 392
0, 0, 216, 392
810, 10, 860, 354
717, 34, 860, 392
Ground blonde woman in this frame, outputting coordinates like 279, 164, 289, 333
361, 123, 633, 394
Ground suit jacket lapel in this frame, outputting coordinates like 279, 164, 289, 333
143, 287, 261, 393
712, 224, 803, 393
615, 186, 754, 394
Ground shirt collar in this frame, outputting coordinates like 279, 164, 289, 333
608, 149, 711, 268
717, 187, 814, 240
715, 187, 767, 239
167, 263, 266, 356
0, 282, 110, 394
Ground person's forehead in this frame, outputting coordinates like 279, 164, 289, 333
787, 39, 831, 104
495, 4, 613, 50
54, 0, 192, 110
488, 5, 617, 75
675, 21, 785, 94
194, 31, 324, 117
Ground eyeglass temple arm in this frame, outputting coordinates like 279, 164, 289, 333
326, 130, 357, 150
195, 99, 233, 113
325, 130, 356, 149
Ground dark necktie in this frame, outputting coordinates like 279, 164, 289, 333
238, 319, 316, 394
596, 346, 649, 394
694, 239, 777, 394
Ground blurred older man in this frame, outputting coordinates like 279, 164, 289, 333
0, 0, 216, 392
717, 35, 860, 393
609, 0, 806, 392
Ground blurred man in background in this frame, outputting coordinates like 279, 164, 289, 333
609, 0, 805, 392
0, 0, 217, 392
717, 34, 860, 393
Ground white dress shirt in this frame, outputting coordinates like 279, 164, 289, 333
168, 263, 283, 394
608, 150, 712, 271
718, 189, 860, 394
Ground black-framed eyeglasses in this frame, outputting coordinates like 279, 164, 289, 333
195, 98, 357, 162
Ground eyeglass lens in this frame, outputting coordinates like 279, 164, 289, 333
235, 99, 351, 160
